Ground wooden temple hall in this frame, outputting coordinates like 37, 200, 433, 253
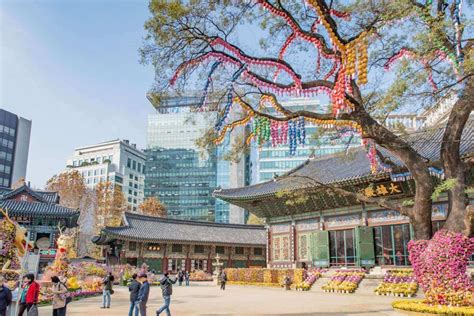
93, 212, 267, 273
214, 121, 474, 269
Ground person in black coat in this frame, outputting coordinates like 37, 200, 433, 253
128, 274, 141, 316
0, 276, 12, 316
136, 274, 150, 316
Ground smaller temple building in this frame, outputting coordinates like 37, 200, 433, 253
0, 184, 80, 272
93, 212, 267, 273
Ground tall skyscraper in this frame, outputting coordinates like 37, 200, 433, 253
145, 95, 247, 223
66, 139, 145, 212
0, 109, 31, 188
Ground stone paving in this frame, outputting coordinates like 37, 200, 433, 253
38, 282, 412, 315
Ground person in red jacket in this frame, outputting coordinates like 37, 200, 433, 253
18, 273, 40, 316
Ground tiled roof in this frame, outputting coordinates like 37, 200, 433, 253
95, 212, 266, 246
0, 185, 50, 203
0, 200, 79, 218
215, 119, 473, 200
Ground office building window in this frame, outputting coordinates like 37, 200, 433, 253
132, 160, 136, 170
138, 163, 142, 172
127, 158, 131, 168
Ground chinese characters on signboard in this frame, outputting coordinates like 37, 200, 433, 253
362, 182, 403, 198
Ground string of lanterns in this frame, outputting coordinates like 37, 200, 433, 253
199, 61, 222, 108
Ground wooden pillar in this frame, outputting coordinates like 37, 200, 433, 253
246, 248, 251, 268
291, 220, 296, 268
207, 249, 212, 273
227, 246, 233, 268
266, 226, 271, 268
162, 243, 168, 273
185, 245, 191, 271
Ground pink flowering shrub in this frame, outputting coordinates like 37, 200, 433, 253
408, 229, 474, 306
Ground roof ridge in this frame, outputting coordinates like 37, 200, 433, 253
124, 212, 265, 229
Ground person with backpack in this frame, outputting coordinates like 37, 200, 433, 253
18, 273, 40, 316
156, 272, 177, 316
50, 276, 68, 316
101, 272, 114, 309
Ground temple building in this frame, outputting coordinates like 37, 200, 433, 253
93, 212, 266, 272
214, 121, 473, 269
0, 184, 79, 272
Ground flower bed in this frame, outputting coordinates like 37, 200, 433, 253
374, 269, 418, 297
39, 288, 102, 306
225, 268, 304, 287
190, 270, 213, 281
392, 299, 474, 315
294, 268, 325, 291
322, 269, 365, 293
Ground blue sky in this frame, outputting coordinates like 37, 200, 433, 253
1, 0, 155, 188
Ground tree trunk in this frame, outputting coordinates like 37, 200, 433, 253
441, 78, 474, 235
353, 110, 434, 240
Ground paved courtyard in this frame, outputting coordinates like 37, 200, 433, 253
37, 282, 412, 315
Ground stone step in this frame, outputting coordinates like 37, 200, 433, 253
356, 278, 381, 295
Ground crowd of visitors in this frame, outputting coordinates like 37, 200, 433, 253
0, 268, 223, 316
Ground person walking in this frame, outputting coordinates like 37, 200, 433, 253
219, 271, 227, 291
18, 273, 40, 316
101, 272, 114, 309
184, 271, 190, 286
6, 281, 18, 316
177, 271, 183, 286
50, 276, 67, 316
284, 274, 292, 291
136, 274, 150, 316
0, 276, 12, 316
156, 272, 177, 316
128, 274, 141, 316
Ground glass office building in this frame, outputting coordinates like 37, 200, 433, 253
0, 109, 31, 188
145, 95, 246, 223
144, 147, 217, 221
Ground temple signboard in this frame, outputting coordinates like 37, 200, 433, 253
362, 182, 403, 198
